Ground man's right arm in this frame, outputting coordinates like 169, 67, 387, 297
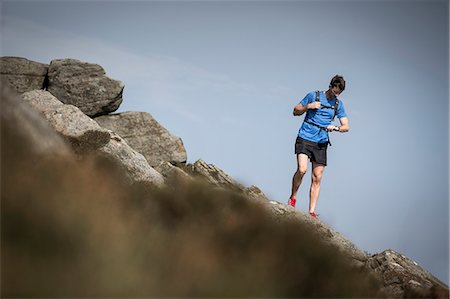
293, 102, 320, 116
293, 103, 307, 116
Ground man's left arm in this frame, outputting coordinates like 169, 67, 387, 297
337, 117, 349, 132
327, 100, 349, 132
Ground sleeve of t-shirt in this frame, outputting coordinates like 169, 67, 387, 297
299, 91, 315, 106
337, 100, 347, 118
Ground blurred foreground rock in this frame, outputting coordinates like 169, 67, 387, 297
1, 82, 71, 158
2, 56, 448, 298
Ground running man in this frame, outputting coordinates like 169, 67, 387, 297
288, 75, 349, 219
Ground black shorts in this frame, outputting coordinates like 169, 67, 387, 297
295, 136, 328, 166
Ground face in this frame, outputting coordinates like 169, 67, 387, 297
329, 85, 342, 99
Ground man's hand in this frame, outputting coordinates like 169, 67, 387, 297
307, 102, 321, 110
326, 125, 339, 132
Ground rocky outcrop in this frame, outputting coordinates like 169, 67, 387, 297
20, 90, 163, 186
243, 185, 271, 203
21, 90, 111, 154
0, 57, 48, 93
186, 159, 270, 203
155, 161, 192, 183
267, 200, 450, 298
96, 131, 165, 186
1, 83, 71, 158
95, 112, 187, 167
3, 56, 448, 298
190, 159, 243, 190
265, 200, 368, 263
47, 59, 124, 117
366, 249, 449, 298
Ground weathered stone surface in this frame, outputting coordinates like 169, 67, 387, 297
244, 185, 270, 203
1, 82, 71, 158
155, 161, 192, 183
95, 112, 187, 167
0, 57, 48, 93
366, 249, 449, 298
21, 90, 110, 154
97, 130, 165, 186
191, 159, 244, 190
186, 160, 270, 203
47, 59, 124, 117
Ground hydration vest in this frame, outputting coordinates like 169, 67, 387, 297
304, 90, 340, 145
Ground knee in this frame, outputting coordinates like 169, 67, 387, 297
312, 173, 322, 184
296, 167, 307, 177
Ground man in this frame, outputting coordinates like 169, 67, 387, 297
288, 75, 349, 219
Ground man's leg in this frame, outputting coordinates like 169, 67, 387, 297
290, 153, 309, 200
309, 161, 325, 213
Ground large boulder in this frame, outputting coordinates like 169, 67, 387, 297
1, 82, 71, 158
21, 90, 110, 154
0, 57, 48, 93
96, 130, 165, 186
366, 249, 449, 298
95, 112, 187, 167
20, 90, 163, 186
47, 59, 124, 117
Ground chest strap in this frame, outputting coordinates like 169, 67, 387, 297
304, 120, 332, 146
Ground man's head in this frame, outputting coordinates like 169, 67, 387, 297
328, 75, 345, 98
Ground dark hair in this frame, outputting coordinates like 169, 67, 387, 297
329, 75, 345, 92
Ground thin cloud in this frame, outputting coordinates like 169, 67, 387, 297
1, 15, 257, 106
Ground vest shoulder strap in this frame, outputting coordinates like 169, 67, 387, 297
315, 90, 339, 120
333, 99, 339, 120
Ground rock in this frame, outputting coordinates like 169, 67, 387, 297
249, 197, 450, 299
47, 59, 124, 117
96, 130, 165, 186
95, 112, 187, 167
21, 90, 111, 154
19, 90, 163, 187
264, 200, 369, 263
188, 160, 270, 203
366, 249, 449, 298
0, 57, 48, 93
1, 82, 71, 158
155, 161, 192, 183
244, 185, 271, 203
191, 159, 244, 190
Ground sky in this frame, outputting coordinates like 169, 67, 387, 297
1, 0, 449, 284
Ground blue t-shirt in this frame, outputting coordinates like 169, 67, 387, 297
297, 91, 347, 143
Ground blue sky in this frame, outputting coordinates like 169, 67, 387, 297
2, 0, 449, 283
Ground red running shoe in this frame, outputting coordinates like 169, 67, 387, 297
288, 197, 296, 207
309, 211, 319, 219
